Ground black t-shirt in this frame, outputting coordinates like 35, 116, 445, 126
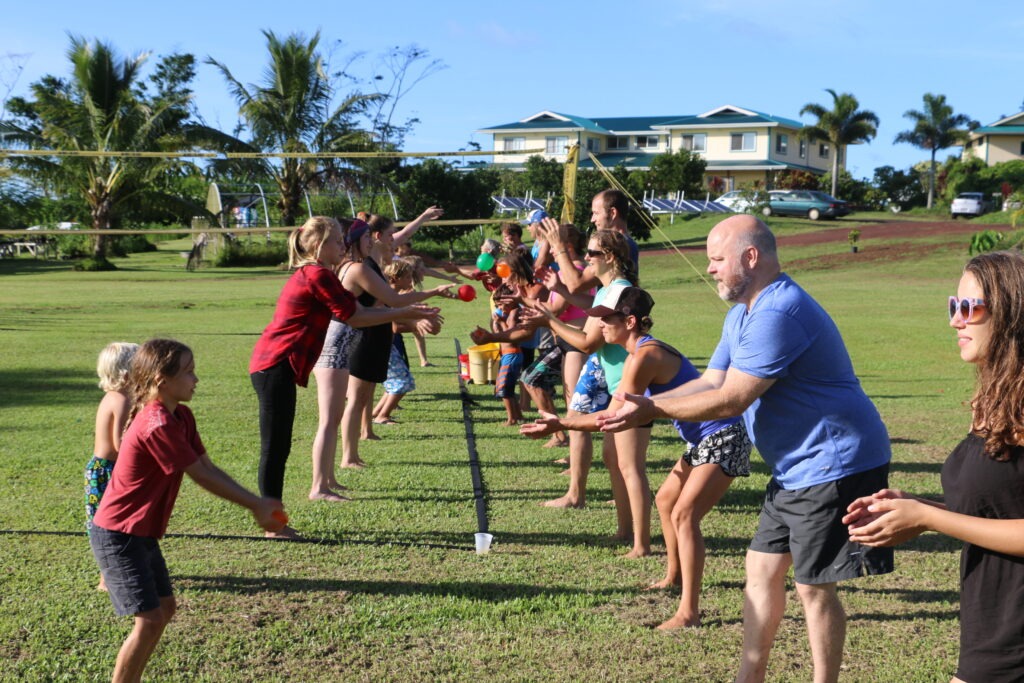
942, 433, 1024, 682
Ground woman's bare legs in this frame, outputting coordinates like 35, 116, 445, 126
612, 427, 652, 557
658, 463, 735, 630
310, 367, 351, 501
360, 388, 380, 440
650, 458, 687, 589
341, 376, 374, 467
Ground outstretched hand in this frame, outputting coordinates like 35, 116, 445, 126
595, 392, 655, 432
537, 217, 565, 249
416, 312, 444, 336
418, 205, 444, 222
845, 489, 927, 547
253, 497, 287, 533
520, 411, 562, 438
470, 326, 492, 345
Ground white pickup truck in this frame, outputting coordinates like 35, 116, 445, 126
951, 192, 991, 219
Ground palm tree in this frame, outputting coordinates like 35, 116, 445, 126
894, 93, 976, 209
799, 89, 880, 198
207, 30, 377, 227
3, 37, 207, 261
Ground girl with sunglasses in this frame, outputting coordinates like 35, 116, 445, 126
526, 231, 639, 537
845, 250, 1024, 682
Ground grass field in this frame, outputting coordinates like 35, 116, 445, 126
0, 216, 987, 681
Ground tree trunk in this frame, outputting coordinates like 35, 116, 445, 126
831, 145, 840, 198
927, 150, 937, 209
92, 203, 111, 260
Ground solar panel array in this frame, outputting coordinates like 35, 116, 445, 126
491, 196, 546, 213
642, 197, 732, 214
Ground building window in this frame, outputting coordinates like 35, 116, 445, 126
607, 136, 629, 151
730, 132, 756, 152
681, 134, 706, 152
586, 138, 601, 153
503, 137, 525, 152
776, 134, 788, 155
1020, 141, 1024, 155
545, 136, 569, 154
799, 139, 807, 158
636, 135, 659, 150
819, 143, 830, 159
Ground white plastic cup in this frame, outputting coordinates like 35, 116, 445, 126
474, 532, 493, 555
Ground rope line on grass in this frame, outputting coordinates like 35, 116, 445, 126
454, 338, 490, 537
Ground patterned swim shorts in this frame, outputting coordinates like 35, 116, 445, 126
568, 353, 610, 414
684, 422, 752, 478
84, 455, 115, 532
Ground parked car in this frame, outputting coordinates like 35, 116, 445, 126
951, 192, 991, 219
762, 190, 850, 220
715, 190, 766, 212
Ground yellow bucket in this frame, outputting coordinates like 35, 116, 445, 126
468, 343, 500, 384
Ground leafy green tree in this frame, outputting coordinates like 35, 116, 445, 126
2, 38, 209, 261
820, 169, 870, 206
207, 30, 377, 227
773, 170, 819, 190
872, 165, 926, 210
646, 149, 706, 196
397, 159, 499, 257
799, 89, 879, 198
894, 93, 976, 208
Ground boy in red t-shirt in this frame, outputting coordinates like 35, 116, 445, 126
91, 339, 285, 682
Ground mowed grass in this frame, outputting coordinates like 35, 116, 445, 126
0, 219, 978, 681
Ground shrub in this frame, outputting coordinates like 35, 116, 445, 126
211, 239, 287, 267
73, 256, 117, 271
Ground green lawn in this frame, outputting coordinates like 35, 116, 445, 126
0, 223, 979, 681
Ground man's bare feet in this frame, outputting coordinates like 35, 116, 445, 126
361, 433, 381, 441
503, 418, 521, 427
656, 612, 701, 630
97, 576, 108, 592
340, 459, 366, 469
541, 494, 584, 508
624, 546, 653, 559
552, 456, 569, 465
265, 525, 301, 540
558, 468, 571, 476
542, 435, 568, 448
328, 481, 348, 491
645, 576, 680, 591
309, 490, 351, 502
373, 417, 398, 425
420, 361, 434, 367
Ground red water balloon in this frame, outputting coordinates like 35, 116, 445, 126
458, 284, 477, 302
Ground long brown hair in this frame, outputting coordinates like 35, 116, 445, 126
124, 339, 192, 426
592, 229, 638, 285
965, 250, 1024, 459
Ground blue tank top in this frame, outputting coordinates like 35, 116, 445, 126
636, 335, 740, 447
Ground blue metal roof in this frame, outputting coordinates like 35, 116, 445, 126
480, 107, 804, 135
975, 126, 1024, 134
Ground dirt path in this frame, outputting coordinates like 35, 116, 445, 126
777, 219, 987, 247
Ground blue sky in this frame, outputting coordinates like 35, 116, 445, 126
2, 0, 1023, 180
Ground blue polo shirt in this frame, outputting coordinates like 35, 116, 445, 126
707, 274, 890, 489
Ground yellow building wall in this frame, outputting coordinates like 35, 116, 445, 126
986, 137, 1024, 164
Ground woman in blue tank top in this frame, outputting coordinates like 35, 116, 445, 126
522, 286, 752, 628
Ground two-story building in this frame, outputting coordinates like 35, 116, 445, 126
478, 105, 834, 191
962, 111, 1024, 166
